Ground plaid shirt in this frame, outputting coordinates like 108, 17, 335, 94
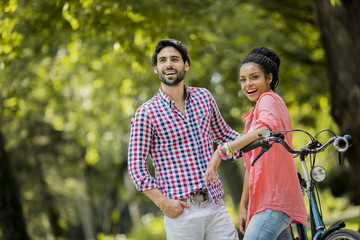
127, 86, 241, 204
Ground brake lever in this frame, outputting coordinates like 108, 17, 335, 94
251, 141, 272, 166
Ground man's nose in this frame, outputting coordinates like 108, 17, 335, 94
165, 59, 173, 67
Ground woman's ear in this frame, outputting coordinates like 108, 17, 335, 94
267, 73, 273, 84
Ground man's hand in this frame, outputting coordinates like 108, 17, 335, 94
205, 152, 221, 185
144, 188, 191, 218
160, 198, 191, 218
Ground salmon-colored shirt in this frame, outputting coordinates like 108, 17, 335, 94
242, 91, 308, 228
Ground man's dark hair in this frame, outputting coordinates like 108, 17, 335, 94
152, 39, 191, 67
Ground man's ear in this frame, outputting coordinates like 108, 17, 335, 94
185, 61, 190, 72
154, 65, 158, 74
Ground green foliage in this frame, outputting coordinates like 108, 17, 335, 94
1, 0, 356, 239
126, 213, 166, 240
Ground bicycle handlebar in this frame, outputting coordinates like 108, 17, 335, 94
242, 133, 353, 159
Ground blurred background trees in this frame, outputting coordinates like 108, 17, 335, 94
1, 0, 359, 239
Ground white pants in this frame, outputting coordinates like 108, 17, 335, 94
163, 199, 239, 240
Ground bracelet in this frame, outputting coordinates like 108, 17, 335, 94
217, 143, 233, 160
223, 142, 233, 158
227, 142, 234, 155
217, 145, 228, 160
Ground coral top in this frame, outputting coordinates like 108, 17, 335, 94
242, 91, 308, 228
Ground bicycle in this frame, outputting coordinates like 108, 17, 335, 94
242, 129, 360, 240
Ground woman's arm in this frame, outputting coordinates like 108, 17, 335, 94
205, 125, 269, 185
229, 125, 269, 153
238, 171, 249, 235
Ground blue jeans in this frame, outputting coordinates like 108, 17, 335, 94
243, 209, 292, 240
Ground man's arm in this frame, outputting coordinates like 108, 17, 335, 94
127, 107, 158, 192
208, 91, 243, 158
128, 107, 190, 218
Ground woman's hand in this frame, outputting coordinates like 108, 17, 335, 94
205, 152, 221, 185
238, 206, 248, 235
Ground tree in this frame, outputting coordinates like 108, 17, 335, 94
0, 132, 29, 240
1, 0, 358, 238
313, 0, 360, 226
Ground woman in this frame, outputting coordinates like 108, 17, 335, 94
205, 47, 307, 239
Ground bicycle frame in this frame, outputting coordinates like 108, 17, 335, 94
242, 133, 354, 240
289, 143, 347, 240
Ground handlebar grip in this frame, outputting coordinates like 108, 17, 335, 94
344, 135, 354, 147
242, 140, 261, 153
334, 134, 354, 152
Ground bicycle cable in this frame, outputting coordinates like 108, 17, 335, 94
276, 129, 315, 142
310, 129, 338, 229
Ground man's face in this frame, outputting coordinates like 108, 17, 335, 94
154, 46, 189, 86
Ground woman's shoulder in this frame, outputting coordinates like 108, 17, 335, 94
257, 91, 285, 106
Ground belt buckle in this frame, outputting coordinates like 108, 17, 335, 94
190, 192, 209, 203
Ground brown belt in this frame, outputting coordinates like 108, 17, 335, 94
181, 191, 210, 203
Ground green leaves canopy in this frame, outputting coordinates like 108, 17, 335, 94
0, 0, 340, 238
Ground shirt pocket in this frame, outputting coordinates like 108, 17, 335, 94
197, 112, 211, 137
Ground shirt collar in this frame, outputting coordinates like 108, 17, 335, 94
158, 87, 172, 105
184, 85, 191, 100
242, 90, 275, 120
158, 85, 192, 107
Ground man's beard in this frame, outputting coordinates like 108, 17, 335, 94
158, 67, 186, 86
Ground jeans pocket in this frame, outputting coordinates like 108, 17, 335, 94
165, 208, 186, 221
281, 211, 293, 225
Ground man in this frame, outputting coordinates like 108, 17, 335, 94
128, 39, 241, 239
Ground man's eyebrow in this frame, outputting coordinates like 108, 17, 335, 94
158, 55, 181, 59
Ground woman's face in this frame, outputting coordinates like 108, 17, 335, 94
239, 63, 272, 102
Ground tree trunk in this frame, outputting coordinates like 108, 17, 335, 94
313, 0, 360, 229
34, 158, 63, 238
0, 132, 30, 240
78, 168, 96, 240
